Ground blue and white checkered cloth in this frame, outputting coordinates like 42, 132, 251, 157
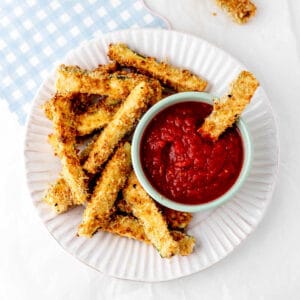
0, 0, 168, 124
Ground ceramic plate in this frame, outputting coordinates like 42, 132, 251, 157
24, 29, 279, 282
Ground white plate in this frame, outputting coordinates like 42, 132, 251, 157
24, 29, 279, 282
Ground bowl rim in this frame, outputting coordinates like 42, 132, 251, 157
132, 91, 253, 213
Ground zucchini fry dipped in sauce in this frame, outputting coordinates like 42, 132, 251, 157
108, 43, 207, 92
78, 142, 132, 237
123, 172, 179, 258
51, 93, 88, 205
84, 81, 154, 174
198, 70, 259, 141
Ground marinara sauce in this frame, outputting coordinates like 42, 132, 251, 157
140, 102, 244, 205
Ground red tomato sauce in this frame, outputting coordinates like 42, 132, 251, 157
140, 102, 244, 205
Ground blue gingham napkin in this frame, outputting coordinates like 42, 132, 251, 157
0, 0, 168, 124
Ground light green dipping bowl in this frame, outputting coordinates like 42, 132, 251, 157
132, 92, 253, 213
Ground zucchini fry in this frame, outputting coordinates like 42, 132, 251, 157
123, 172, 179, 258
44, 97, 119, 136
84, 81, 153, 174
106, 215, 195, 256
52, 93, 88, 205
216, 0, 256, 24
108, 43, 207, 92
56, 65, 160, 103
198, 71, 259, 141
78, 142, 132, 237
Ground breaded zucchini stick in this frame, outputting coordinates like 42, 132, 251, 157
106, 215, 195, 256
123, 172, 179, 258
56, 65, 160, 103
116, 198, 192, 230
43, 176, 74, 214
84, 82, 153, 174
45, 131, 97, 214
78, 142, 132, 237
108, 43, 207, 92
43, 97, 119, 136
198, 70, 259, 141
52, 93, 88, 205
216, 0, 256, 24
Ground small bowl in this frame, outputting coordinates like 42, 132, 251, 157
132, 92, 253, 213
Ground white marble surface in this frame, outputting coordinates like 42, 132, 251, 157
1, 0, 300, 299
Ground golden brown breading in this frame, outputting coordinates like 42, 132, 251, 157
42, 98, 54, 120
170, 231, 196, 256
84, 82, 153, 174
92, 61, 118, 73
106, 214, 195, 256
106, 215, 150, 243
108, 43, 207, 92
123, 172, 179, 258
76, 102, 118, 136
116, 198, 133, 215
51, 93, 89, 205
48, 132, 96, 163
117, 198, 192, 230
216, 0, 256, 24
78, 142, 132, 237
44, 96, 119, 136
47, 133, 58, 156
198, 70, 259, 141
56, 65, 161, 103
162, 207, 193, 230
43, 176, 74, 214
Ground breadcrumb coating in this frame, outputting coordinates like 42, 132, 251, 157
43, 176, 74, 214
216, 0, 256, 24
198, 71, 259, 141
78, 142, 132, 237
56, 65, 161, 104
106, 214, 195, 256
108, 43, 207, 92
123, 172, 179, 258
51, 93, 88, 205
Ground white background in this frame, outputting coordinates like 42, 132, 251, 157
1, 0, 300, 299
